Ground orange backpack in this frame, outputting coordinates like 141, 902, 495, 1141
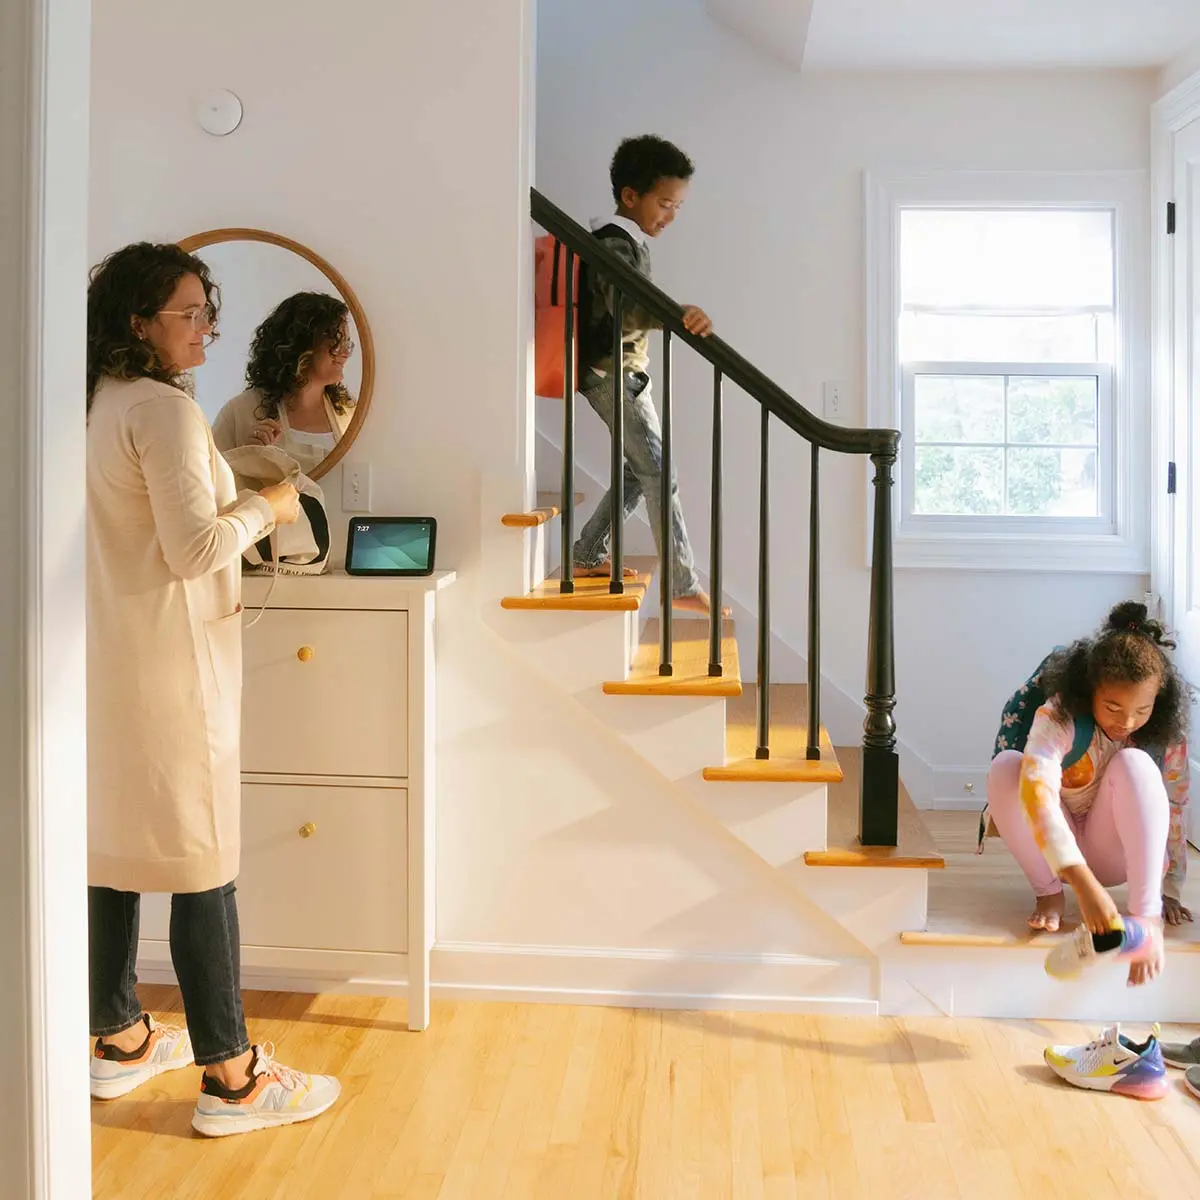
533, 235, 579, 399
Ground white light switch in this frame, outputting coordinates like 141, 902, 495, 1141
823, 381, 845, 424
342, 462, 372, 512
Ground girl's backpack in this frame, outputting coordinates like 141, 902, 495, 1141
533, 235, 579, 399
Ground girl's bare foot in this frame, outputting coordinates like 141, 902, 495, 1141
573, 562, 638, 579
1029, 892, 1065, 932
673, 591, 732, 618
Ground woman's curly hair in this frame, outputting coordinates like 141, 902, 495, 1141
244, 292, 354, 421
87, 243, 219, 410
1040, 601, 1191, 748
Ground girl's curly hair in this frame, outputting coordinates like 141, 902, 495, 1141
244, 292, 354, 421
87, 243, 219, 410
1040, 601, 1191, 748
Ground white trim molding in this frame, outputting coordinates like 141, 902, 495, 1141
1151, 73, 1200, 623
0, 0, 92, 1195
866, 169, 1149, 573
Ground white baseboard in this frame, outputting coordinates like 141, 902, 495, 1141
429, 940, 878, 1015
920, 797, 987, 812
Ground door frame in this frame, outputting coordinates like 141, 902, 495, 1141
1151, 72, 1200, 624
1, 0, 93, 1196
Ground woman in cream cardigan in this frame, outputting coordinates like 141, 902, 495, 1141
212, 291, 356, 475
86, 243, 340, 1137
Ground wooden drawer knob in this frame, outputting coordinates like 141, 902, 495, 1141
298, 822, 317, 839
297, 646, 314, 663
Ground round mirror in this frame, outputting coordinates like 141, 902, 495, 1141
177, 228, 375, 481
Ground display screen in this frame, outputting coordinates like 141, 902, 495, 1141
346, 518, 436, 575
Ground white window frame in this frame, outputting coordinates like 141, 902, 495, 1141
866, 169, 1148, 573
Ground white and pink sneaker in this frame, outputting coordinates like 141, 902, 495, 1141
90, 1014, 194, 1100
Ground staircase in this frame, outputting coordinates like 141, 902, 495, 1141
485, 188, 1200, 1022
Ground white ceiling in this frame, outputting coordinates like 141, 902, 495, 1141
710, 0, 1200, 71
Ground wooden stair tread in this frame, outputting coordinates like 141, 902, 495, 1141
500, 491, 586, 528
500, 556, 656, 612
603, 619, 741, 697
703, 684, 842, 783
903, 810, 1200, 946
804, 746, 945, 869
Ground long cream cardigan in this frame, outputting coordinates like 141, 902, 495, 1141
212, 387, 354, 476
87, 377, 275, 894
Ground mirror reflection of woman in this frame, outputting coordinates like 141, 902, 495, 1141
212, 291, 356, 474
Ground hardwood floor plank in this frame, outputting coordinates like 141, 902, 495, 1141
89, 992, 1200, 1200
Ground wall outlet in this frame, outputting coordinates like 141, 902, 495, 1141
823, 381, 845, 424
342, 462, 372, 512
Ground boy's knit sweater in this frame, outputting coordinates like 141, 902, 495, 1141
580, 215, 662, 375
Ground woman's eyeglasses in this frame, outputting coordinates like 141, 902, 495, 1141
329, 337, 356, 359
158, 305, 217, 332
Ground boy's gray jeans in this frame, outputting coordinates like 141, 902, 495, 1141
572, 367, 702, 598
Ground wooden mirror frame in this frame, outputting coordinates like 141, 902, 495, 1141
177, 227, 375, 482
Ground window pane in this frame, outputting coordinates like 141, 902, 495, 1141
1006, 448, 1097, 516
1007, 377, 1098, 446
914, 446, 1003, 515
900, 209, 1114, 310
899, 312, 1108, 363
913, 375, 1004, 443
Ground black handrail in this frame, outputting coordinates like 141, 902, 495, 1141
533, 186, 901, 848
532, 190, 898, 458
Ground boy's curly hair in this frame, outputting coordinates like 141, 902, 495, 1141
245, 291, 354, 420
1040, 601, 1191, 748
87, 242, 220, 410
610, 135, 694, 203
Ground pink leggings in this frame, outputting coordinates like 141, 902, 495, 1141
986, 749, 1169, 919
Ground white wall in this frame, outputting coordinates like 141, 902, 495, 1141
1160, 38, 1200, 95
537, 0, 1155, 796
88, 0, 869, 999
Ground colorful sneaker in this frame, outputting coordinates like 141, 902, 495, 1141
1044, 915, 1162, 981
91, 1014, 194, 1100
1160, 1034, 1200, 1069
191, 1043, 341, 1137
1044, 1024, 1167, 1100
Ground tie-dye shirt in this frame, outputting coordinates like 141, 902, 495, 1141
1020, 701, 1190, 900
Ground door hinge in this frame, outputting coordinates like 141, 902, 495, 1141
1168, 202, 1177, 236
1169, 461, 1177, 494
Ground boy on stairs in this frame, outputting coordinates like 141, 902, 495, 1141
573, 134, 727, 617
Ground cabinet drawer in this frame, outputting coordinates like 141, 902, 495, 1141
138, 784, 408, 955
242, 607, 408, 778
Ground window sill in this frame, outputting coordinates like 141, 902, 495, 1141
890, 529, 1147, 573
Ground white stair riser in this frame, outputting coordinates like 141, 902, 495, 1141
882, 945, 1200, 1022
498, 608, 635, 691
579, 692, 728, 779
681, 778, 828, 866
789, 866, 929, 951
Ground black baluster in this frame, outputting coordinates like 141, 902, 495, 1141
610, 291, 625, 595
560, 244, 576, 594
659, 331, 674, 676
807, 443, 821, 760
756, 404, 770, 759
860, 447, 899, 846
708, 369, 723, 676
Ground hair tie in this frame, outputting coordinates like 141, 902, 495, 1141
1129, 621, 1139, 631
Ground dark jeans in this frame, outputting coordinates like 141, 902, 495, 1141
572, 367, 702, 597
88, 881, 250, 1067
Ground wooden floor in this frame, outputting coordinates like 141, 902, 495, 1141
93, 986, 1200, 1199
923, 810, 1200, 945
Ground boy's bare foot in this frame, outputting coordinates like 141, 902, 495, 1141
673, 591, 732, 619
573, 562, 638, 579
1028, 892, 1065, 933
